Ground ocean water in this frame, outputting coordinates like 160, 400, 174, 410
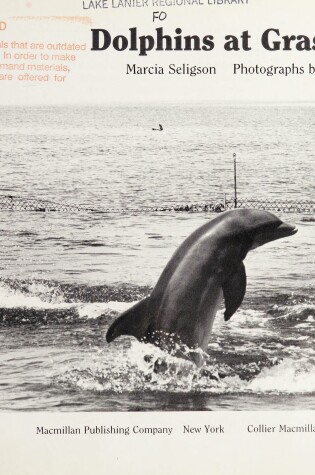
0, 103, 314, 411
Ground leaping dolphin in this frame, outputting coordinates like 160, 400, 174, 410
106, 209, 297, 365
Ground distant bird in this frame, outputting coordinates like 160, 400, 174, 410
152, 124, 163, 131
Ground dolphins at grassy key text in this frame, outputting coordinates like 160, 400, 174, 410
106, 209, 298, 365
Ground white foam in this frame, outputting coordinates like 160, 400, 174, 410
295, 323, 311, 328
248, 359, 315, 393
284, 335, 308, 341
0, 282, 137, 320
56, 344, 315, 395
0, 284, 73, 310
77, 301, 138, 320
278, 302, 315, 316
218, 308, 272, 330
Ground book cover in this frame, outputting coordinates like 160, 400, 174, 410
0, 0, 314, 473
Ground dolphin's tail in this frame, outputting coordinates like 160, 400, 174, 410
106, 297, 151, 343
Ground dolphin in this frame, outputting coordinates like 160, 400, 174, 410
106, 209, 297, 365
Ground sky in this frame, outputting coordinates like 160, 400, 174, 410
2, 0, 315, 104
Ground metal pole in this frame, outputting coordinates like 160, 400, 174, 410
233, 153, 237, 208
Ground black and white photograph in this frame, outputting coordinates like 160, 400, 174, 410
1, 105, 312, 412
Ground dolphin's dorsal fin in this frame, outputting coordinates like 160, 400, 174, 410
106, 297, 151, 342
222, 263, 247, 321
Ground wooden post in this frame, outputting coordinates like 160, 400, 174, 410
233, 153, 237, 209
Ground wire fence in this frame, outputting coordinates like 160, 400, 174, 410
0, 194, 313, 214
0, 195, 92, 213
226, 199, 314, 213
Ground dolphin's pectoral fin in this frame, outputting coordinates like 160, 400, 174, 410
223, 262, 247, 321
106, 297, 151, 343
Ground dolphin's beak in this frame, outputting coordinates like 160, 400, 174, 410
275, 222, 298, 239
251, 221, 298, 249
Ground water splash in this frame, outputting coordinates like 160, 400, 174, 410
56, 340, 309, 395
0, 279, 140, 324
2, 278, 315, 400
247, 358, 315, 393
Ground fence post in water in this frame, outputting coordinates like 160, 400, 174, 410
233, 153, 237, 208
223, 193, 226, 211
